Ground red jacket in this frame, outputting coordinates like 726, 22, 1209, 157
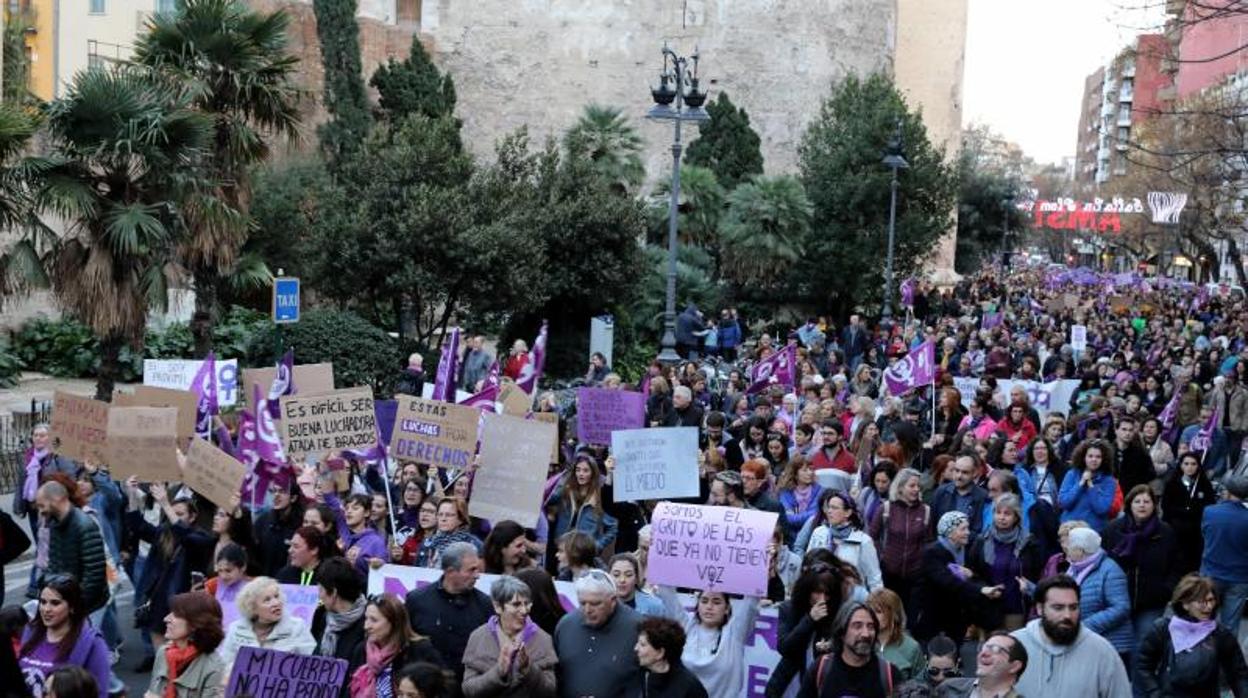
997, 417, 1037, 448
503, 354, 529, 380
810, 445, 856, 474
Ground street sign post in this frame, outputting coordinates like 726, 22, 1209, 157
272, 277, 300, 324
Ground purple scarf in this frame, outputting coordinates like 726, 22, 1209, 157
24, 449, 46, 501
1169, 615, 1216, 654
1069, 550, 1103, 586
487, 615, 538, 646
1110, 514, 1159, 564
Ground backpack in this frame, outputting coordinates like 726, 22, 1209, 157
815, 653, 894, 696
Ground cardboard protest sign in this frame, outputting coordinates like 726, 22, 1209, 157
390, 395, 480, 467
470, 413, 556, 528
1062, 293, 1080, 311
105, 406, 180, 482
648, 502, 778, 596
114, 385, 198, 447
1110, 295, 1130, 313
277, 387, 377, 462
575, 388, 645, 445
225, 645, 348, 698
498, 382, 532, 416
610, 427, 700, 502
183, 437, 246, 509
532, 412, 561, 463
144, 358, 240, 407
242, 362, 335, 408
50, 391, 110, 463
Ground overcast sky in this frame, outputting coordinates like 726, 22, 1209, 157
963, 0, 1168, 165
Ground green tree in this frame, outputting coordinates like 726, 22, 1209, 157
647, 165, 725, 249
370, 37, 457, 124
797, 74, 956, 317
563, 104, 645, 193
720, 175, 812, 291
955, 125, 1027, 274
39, 68, 214, 399
313, 0, 371, 169
684, 92, 764, 190
135, 0, 301, 356
0, 103, 50, 304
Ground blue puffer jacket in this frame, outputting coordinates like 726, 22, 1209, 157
1057, 469, 1117, 533
1075, 552, 1135, 653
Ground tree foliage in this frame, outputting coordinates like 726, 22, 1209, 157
646, 165, 725, 249
720, 175, 812, 290
370, 36, 457, 124
563, 104, 645, 193
313, 0, 371, 168
797, 74, 957, 317
685, 92, 764, 190
955, 124, 1029, 274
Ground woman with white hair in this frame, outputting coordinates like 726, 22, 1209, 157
461, 575, 557, 697
1063, 526, 1135, 661
217, 576, 315, 671
911, 511, 1004, 643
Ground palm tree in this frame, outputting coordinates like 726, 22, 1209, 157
564, 104, 645, 192
134, 0, 301, 356
719, 175, 812, 288
40, 67, 214, 399
0, 103, 52, 303
648, 164, 725, 248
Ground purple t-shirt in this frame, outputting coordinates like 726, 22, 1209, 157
20, 633, 110, 698
19, 641, 58, 698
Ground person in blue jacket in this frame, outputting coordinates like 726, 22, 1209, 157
1063, 526, 1135, 664
543, 454, 618, 572
1058, 439, 1118, 533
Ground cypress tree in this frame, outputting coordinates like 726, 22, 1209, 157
685, 92, 764, 190
313, 0, 372, 169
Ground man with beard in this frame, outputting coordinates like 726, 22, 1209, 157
1010, 575, 1130, 697
798, 602, 896, 697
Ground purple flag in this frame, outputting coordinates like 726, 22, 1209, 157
459, 361, 501, 412
1158, 389, 1181, 440
900, 278, 915, 308
266, 349, 295, 419
1191, 402, 1220, 452
189, 352, 218, 440
1027, 296, 1044, 314
432, 328, 461, 402
239, 384, 293, 502
746, 344, 797, 394
253, 384, 288, 466
515, 321, 548, 396
883, 340, 936, 396
982, 312, 1003, 330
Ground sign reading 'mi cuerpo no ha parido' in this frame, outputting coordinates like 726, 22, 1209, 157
278, 387, 377, 462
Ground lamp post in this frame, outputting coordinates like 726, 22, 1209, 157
881, 119, 908, 323
647, 44, 709, 365
1001, 189, 1015, 270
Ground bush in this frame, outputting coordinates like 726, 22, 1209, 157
10, 317, 97, 378
0, 341, 24, 387
247, 309, 404, 397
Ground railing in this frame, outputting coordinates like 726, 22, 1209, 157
0, 399, 53, 494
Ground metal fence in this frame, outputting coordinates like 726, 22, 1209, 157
0, 400, 53, 494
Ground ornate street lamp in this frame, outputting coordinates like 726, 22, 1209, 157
881, 119, 908, 323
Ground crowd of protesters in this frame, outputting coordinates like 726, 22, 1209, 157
7, 264, 1248, 697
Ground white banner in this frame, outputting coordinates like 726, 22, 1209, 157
368, 564, 783, 697
144, 358, 240, 407
953, 377, 1080, 416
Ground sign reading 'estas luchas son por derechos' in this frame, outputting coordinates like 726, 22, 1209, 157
278, 387, 377, 461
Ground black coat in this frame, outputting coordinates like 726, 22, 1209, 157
663, 404, 704, 430
129, 515, 215, 631
633, 663, 709, 698
1137, 616, 1248, 697
765, 600, 834, 698
253, 503, 305, 577
1161, 471, 1217, 575
911, 542, 986, 643
396, 368, 426, 397
1115, 441, 1156, 496
967, 530, 1044, 624
1102, 517, 1180, 614
404, 578, 493, 680
312, 605, 367, 698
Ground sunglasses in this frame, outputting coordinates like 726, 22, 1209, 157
928, 667, 961, 678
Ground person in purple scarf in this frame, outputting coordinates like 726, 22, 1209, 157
1137, 573, 1248, 697
15, 424, 79, 529
461, 574, 558, 697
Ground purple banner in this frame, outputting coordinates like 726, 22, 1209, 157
266, 349, 295, 420
575, 388, 645, 445
515, 321, 548, 396
746, 345, 797, 394
432, 328, 460, 402
900, 278, 915, 308
189, 351, 218, 440
883, 340, 935, 396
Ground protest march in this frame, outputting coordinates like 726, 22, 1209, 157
11, 264, 1248, 698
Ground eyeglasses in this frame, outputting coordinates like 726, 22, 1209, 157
928, 667, 961, 678
980, 643, 1012, 656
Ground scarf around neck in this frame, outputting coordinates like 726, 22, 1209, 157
321, 596, 366, 658
1069, 550, 1103, 585
1169, 615, 1217, 654
1110, 514, 1159, 563
827, 523, 854, 543
349, 640, 399, 698
938, 537, 966, 566
163, 643, 199, 698
487, 614, 538, 646
23, 449, 46, 501
982, 525, 1023, 565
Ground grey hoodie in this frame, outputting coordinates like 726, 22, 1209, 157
1010, 618, 1131, 698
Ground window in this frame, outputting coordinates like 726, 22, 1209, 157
89, 0, 104, 13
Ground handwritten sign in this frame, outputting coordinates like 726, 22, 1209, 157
144, 358, 240, 407
389, 395, 480, 468
532, 412, 561, 464
114, 385, 197, 447
610, 427, 700, 502
278, 387, 377, 461
575, 388, 645, 445
225, 646, 347, 698
50, 391, 110, 463
648, 502, 778, 596
242, 363, 335, 409
183, 438, 246, 509
470, 413, 556, 528
279, 583, 320, 626
498, 383, 531, 416
106, 406, 180, 482
1070, 324, 1088, 352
